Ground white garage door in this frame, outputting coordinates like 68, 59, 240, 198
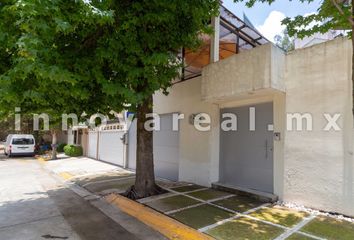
87, 131, 98, 159
127, 114, 180, 181
154, 114, 180, 181
98, 130, 124, 166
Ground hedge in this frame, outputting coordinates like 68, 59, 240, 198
57, 143, 66, 153
63, 145, 83, 157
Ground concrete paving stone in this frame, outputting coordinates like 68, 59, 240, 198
84, 178, 135, 194
286, 233, 317, 240
155, 179, 186, 189
170, 204, 234, 229
206, 216, 284, 240
301, 216, 354, 240
212, 195, 263, 213
145, 195, 201, 213
138, 192, 176, 204
249, 206, 309, 227
74, 172, 135, 186
170, 184, 205, 193
187, 189, 232, 201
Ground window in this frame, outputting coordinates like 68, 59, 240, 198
12, 138, 34, 145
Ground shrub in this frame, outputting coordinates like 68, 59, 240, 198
57, 143, 66, 153
64, 145, 83, 157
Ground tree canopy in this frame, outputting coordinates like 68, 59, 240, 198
0, 0, 219, 196
0, 0, 219, 115
234, 0, 352, 38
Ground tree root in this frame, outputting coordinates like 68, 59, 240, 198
122, 184, 167, 200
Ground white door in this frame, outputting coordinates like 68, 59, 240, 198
127, 114, 180, 181
98, 130, 124, 166
87, 131, 98, 159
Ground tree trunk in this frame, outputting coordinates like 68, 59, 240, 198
124, 95, 165, 199
51, 130, 57, 160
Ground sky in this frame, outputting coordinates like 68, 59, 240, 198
222, 0, 323, 42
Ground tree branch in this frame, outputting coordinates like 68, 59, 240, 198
330, 0, 354, 26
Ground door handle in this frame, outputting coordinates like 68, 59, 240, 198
265, 139, 268, 159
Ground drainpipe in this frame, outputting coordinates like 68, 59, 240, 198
210, 15, 220, 63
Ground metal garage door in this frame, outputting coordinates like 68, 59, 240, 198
98, 130, 124, 166
154, 114, 180, 181
87, 131, 98, 159
127, 114, 180, 181
220, 102, 274, 193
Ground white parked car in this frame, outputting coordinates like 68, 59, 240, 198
4, 134, 36, 157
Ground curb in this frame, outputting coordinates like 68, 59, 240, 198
105, 193, 214, 240
35, 156, 49, 163
58, 171, 74, 180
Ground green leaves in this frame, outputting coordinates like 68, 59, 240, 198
235, 0, 352, 39
0, 0, 219, 122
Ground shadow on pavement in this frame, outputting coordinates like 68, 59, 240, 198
0, 186, 139, 240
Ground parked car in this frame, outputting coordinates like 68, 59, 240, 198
4, 134, 36, 157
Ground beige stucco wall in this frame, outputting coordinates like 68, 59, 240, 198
154, 78, 220, 186
284, 38, 354, 216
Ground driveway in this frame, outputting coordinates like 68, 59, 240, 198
0, 154, 164, 240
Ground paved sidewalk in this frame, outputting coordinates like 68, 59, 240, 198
0, 157, 81, 240
70, 168, 354, 240
41, 154, 129, 179
39, 155, 166, 240
42, 155, 354, 240
0, 155, 165, 240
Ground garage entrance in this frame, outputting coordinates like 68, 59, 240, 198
98, 130, 125, 166
127, 113, 180, 181
87, 128, 125, 167
153, 114, 180, 181
219, 102, 274, 193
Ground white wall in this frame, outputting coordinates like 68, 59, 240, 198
67, 129, 74, 145
284, 38, 354, 216
202, 44, 286, 103
154, 78, 220, 186
153, 37, 354, 217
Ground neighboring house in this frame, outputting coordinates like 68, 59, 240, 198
67, 124, 88, 155
294, 30, 346, 49
81, 5, 354, 217
73, 118, 128, 167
